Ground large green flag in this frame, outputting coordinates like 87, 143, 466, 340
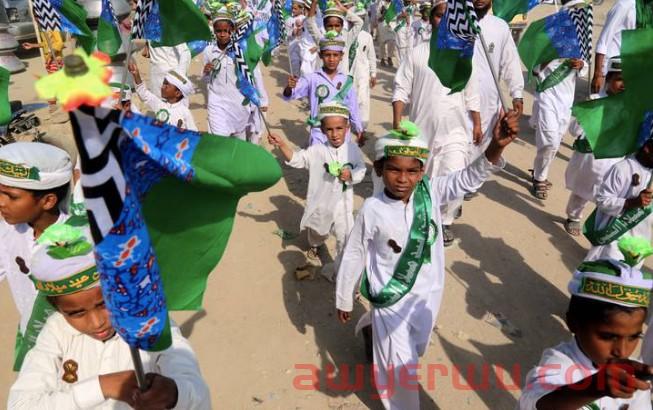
493, 0, 540, 23
0, 67, 10, 127
573, 29, 653, 158
150, 0, 212, 47
384, 0, 404, 24
54, 0, 96, 54
97, 0, 122, 56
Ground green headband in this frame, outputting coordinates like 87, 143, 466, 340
32, 265, 100, 296
0, 159, 40, 181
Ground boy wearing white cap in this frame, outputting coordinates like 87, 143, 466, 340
0, 142, 73, 371
128, 62, 198, 131
336, 112, 519, 409
8, 222, 210, 409
305, 0, 364, 75
563, 57, 625, 236
583, 114, 653, 267
519, 240, 653, 409
268, 101, 366, 279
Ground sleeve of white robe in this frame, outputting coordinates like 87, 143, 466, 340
306, 16, 322, 46
159, 325, 211, 410
366, 35, 378, 79
595, 162, 629, 217
183, 110, 198, 132
346, 145, 367, 186
175, 44, 191, 76
286, 146, 312, 169
254, 66, 269, 107
431, 155, 504, 205
335, 202, 370, 312
8, 318, 107, 409
345, 9, 364, 47
392, 48, 413, 104
499, 26, 524, 100
595, 1, 629, 56
135, 82, 164, 113
463, 66, 481, 113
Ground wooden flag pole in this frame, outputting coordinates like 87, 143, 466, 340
478, 30, 512, 111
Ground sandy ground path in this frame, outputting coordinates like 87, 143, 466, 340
1, 2, 642, 409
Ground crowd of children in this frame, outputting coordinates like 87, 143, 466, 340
2, 0, 653, 409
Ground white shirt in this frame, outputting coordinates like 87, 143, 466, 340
393, 42, 480, 149
287, 140, 366, 235
351, 30, 377, 85
411, 19, 431, 46
134, 83, 198, 131
393, 19, 412, 49
473, 15, 524, 132
336, 155, 503, 313
586, 155, 653, 263
596, 0, 636, 74
518, 338, 652, 410
8, 313, 211, 410
0, 212, 67, 335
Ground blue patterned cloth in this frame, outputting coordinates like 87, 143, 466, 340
144, 0, 163, 42
544, 9, 581, 60
637, 111, 653, 149
436, 11, 474, 59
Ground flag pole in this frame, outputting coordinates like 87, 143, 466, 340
257, 106, 273, 136
119, 37, 134, 103
477, 31, 512, 111
129, 346, 149, 391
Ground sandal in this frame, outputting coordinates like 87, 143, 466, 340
306, 246, 320, 261
531, 180, 549, 200
564, 219, 582, 236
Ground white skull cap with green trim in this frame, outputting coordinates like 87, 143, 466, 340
323, 1, 346, 20
164, 70, 194, 98
31, 222, 99, 296
211, 6, 233, 24
568, 236, 653, 308
0, 142, 72, 190
317, 100, 350, 121
374, 120, 430, 163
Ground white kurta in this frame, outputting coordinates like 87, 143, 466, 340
411, 19, 431, 46
470, 15, 523, 158
134, 83, 198, 131
336, 155, 503, 410
0, 213, 67, 336
585, 155, 653, 264
286, 15, 306, 76
8, 313, 210, 410
288, 141, 366, 239
595, 0, 635, 75
202, 44, 264, 137
518, 338, 652, 410
306, 9, 364, 75
351, 30, 377, 127
532, 58, 587, 182
393, 20, 412, 63
147, 43, 192, 94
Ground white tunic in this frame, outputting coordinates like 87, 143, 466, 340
411, 19, 431, 46
586, 155, 653, 263
305, 8, 364, 75
147, 43, 192, 93
351, 30, 377, 125
518, 338, 652, 410
288, 141, 366, 236
336, 156, 503, 409
134, 83, 198, 131
393, 42, 480, 150
472, 15, 524, 135
8, 313, 211, 410
0, 213, 67, 336
595, 0, 636, 74
202, 44, 266, 137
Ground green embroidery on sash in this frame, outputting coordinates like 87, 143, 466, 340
334, 76, 354, 102
348, 40, 359, 72
0, 159, 40, 181
359, 178, 437, 308
583, 206, 653, 246
13, 293, 55, 371
536, 60, 573, 93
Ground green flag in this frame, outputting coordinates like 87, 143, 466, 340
384, 0, 404, 24
573, 29, 653, 158
57, 0, 96, 54
150, 0, 212, 47
493, 0, 540, 23
97, 0, 122, 56
0, 67, 10, 127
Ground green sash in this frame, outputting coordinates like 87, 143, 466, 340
13, 292, 55, 371
583, 206, 653, 246
348, 40, 359, 73
536, 60, 573, 93
307, 77, 354, 127
360, 178, 437, 308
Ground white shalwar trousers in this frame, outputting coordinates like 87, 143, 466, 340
566, 193, 589, 221
532, 99, 572, 182
306, 200, 353, 258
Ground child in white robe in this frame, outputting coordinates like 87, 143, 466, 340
286, 0, 308, 76
392, 8, 412, 64
0, 142, 73, 371
351, 7, 377, 129
583, 115, 653, 267
8, 222, 210, 409
519, 252, 653, 410
144, 43, 191, 95
268, 101, 366, 280
128, 63, 198, 131
411, 3, 432, 46
563, 57, 625, 236
336, 112, 519, 410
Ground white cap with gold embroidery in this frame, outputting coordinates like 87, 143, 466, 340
0, 142, 72, 190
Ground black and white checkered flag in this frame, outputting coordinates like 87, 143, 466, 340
447, 0, 480, 42
569, 3, 593, 63
32, 0, 62, 32
132, 0, 155, 39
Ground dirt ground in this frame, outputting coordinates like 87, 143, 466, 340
1, 2, 641, 409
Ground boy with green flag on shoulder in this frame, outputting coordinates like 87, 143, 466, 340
335, 110, 520, 409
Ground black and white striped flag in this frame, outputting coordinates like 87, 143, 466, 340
569, 3, 593, 63
131, 0, 155, 39
32, 0, 62, 32
446, 0, 480, 43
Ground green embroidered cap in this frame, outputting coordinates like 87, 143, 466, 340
319, 31, 345, 51
375, 120, 430, 163
317, 100, 350, 121
568, 237, 653, 308
0, 142, 72, 190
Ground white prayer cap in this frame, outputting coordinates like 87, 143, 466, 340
317, 101, 350, 121
607, 56, 622, 73
319, 31, 346, 52
32, 222, 99, 297
211, 6, 234, 24
164, 70, 194, 98
323, 6, 346, 21
0, 142, 72, 190
374, 121, 430, 163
